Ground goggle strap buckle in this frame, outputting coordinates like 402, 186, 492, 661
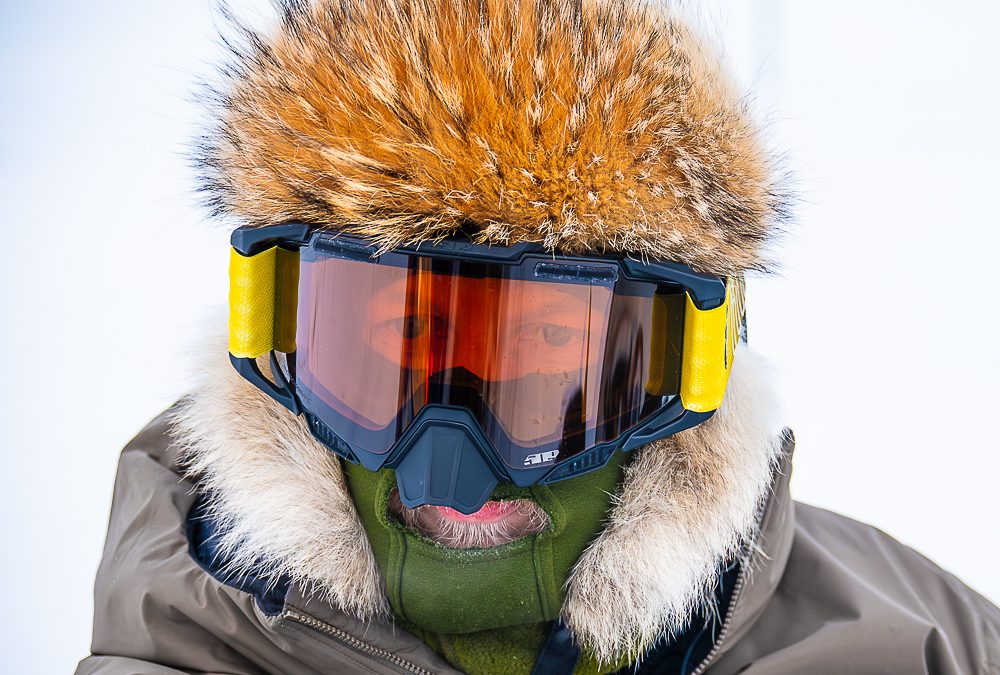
230, 352, 301, 415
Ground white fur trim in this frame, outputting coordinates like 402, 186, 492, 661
562, 345, 783, 662
173, 337, 781, 656
171, 337, 388, 619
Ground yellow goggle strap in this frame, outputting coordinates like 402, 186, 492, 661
680, 276, 745, 413
229, 246, 299, 359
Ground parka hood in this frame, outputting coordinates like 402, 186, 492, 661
172, 338, 784, 662
184, 0, 789, 663
198, 0, 788, 276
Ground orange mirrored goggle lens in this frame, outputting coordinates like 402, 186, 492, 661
294, 245, 685, 470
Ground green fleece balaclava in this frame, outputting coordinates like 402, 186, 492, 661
343, 455, 628, 671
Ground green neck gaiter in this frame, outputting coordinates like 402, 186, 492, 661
342, 456, 625, 635
413, 622, 623, 675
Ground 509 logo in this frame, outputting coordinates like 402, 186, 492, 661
523, 450, 559, 466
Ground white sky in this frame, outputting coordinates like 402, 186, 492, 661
1, 1, 998, 672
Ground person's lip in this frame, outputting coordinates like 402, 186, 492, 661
388, 489, 550, 548
427, 500, 521, 524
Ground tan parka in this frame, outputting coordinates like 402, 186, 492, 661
77, 411, 1000, 674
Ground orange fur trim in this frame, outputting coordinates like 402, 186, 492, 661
198, 0, 788, 275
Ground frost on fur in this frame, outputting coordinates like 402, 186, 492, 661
561, 347, 784, 663
172, 335, 784, 660
170, 344, 390, 620
196, 0, 790, 277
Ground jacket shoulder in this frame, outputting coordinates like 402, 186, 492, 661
714, 502, 1000, 674
83, 409, 465, 675
793, 501, 1000, 625
81, 410, 307, 674
82, 409, 263, 672
76, 655, 195, 675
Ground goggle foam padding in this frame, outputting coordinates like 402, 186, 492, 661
679, 278, 743, 413
229, 246, 299, 359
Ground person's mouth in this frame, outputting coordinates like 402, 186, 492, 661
388, 488, 549, 549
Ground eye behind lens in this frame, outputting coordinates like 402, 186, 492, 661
391, 315, 450, 339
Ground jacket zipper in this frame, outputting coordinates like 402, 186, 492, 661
284, 609, 433, 675
691, 447, 789, 675
689, 558, 749, 675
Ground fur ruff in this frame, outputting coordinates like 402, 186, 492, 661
197, 0, 788, 276
171, 339, 782, 661
562, 344, 782, 662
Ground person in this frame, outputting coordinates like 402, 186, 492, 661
77, 1, 1000, 673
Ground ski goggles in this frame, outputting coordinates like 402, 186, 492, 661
229, 223, 745, 513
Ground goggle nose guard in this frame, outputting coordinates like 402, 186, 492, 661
389, 407, 500, 515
